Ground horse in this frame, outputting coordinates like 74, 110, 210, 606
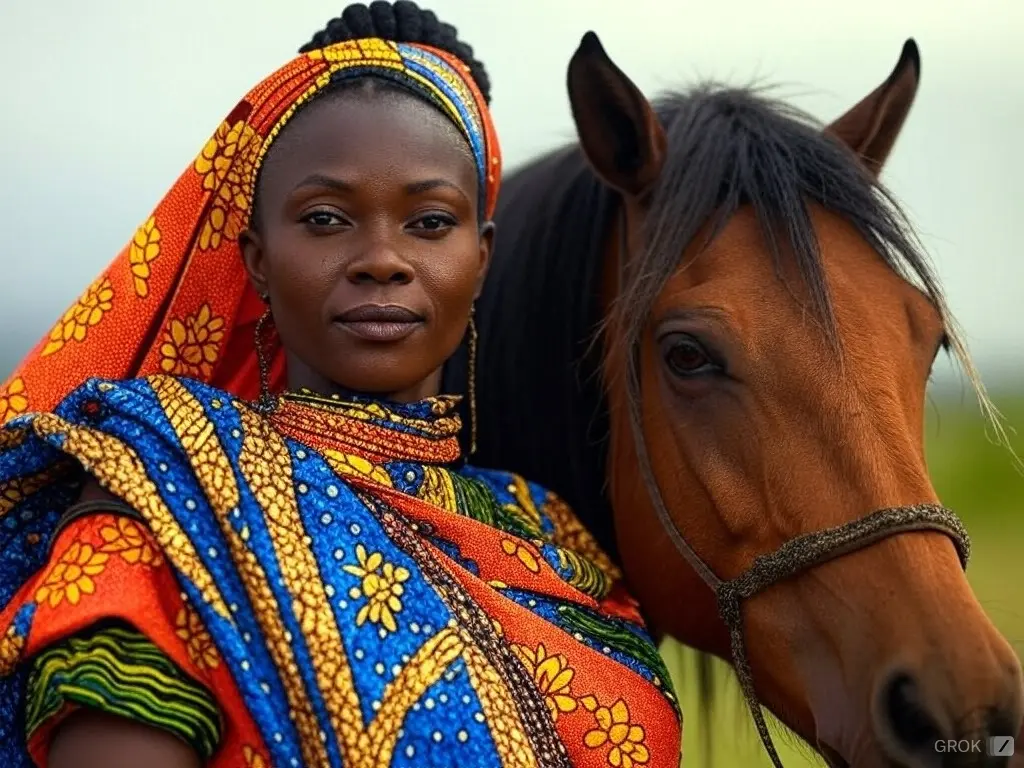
444, 31, 1023, 767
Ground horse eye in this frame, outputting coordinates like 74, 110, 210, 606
661, 334, 715, 377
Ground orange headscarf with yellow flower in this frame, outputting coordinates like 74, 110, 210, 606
0, 38, 501, 426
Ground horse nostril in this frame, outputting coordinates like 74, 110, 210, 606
879, 671, 944, 752
872, 658, 1022, 766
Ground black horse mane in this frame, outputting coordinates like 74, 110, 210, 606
444, 83, 950, 568
443, 140, 618, 557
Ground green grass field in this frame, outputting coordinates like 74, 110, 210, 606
662, 391, 1024, 766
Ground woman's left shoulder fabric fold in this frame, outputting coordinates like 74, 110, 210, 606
0, 374, 169, 609
0, 374, 227, 536
3, 373, 223, 449
0, 373, 259, 627
3, 373, 241, 484
0, 373, 265, 767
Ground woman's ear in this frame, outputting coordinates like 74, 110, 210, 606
474, 221, 495, 299
238, 229, 270, 299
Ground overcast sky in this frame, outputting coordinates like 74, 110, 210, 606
1, 0, 1020, 388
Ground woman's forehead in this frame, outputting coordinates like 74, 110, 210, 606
260, 92, 477, 191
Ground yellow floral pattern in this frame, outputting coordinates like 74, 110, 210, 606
128, 216, 162, 297
501, 538, 541, 574
99, 516, 163, 567
175, 605, 220, 671
35, 541, 109, 608
580, 696, 650, 768
511, 642, 577, 722
0, 377, 28, 425
243, 745, 267, 768
343, 544, 410, 633
41, 277, 115, 357
194, 119, 261, 250
159, 303, 226, 379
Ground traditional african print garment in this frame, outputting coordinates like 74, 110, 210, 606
0, 375, 680, 766
0, 35, 681, 767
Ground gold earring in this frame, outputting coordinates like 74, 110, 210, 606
467, 304, 478, 456
253, 294, 277, 414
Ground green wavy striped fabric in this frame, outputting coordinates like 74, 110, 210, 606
25, 623, 222, 758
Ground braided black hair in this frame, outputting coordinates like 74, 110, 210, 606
298, 0, 491, 105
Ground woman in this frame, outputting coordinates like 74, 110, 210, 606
0, 3, 681, 766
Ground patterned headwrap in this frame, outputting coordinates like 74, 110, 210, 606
0, 38, 501, 426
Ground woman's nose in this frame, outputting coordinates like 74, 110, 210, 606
345, 244, 413, 285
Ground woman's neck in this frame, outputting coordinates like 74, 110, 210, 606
284, 353, 442, 404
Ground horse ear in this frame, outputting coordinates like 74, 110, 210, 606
567, 32, 667, 197
825, 39, 921, 175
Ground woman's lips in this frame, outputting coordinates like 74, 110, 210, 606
332, 304, 424, 342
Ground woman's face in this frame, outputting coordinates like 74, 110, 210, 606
240, 87, 492, 402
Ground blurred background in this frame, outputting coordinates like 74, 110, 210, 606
1, 1, 1021, 764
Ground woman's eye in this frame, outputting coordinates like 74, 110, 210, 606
302, 210, 346, 228
661, 334, 718, 377
411, 214, 456, 233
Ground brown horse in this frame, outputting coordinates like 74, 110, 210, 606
445, 32, 1023, 767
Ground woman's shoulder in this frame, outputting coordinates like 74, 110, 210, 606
73, 374, 230, 406
38, 374, 241, 432
1, 374, 233, 427
0, 375, 242, 484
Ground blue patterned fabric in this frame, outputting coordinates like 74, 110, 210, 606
0, 375, 679, 767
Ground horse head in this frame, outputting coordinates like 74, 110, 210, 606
565, 30, 1021, 767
